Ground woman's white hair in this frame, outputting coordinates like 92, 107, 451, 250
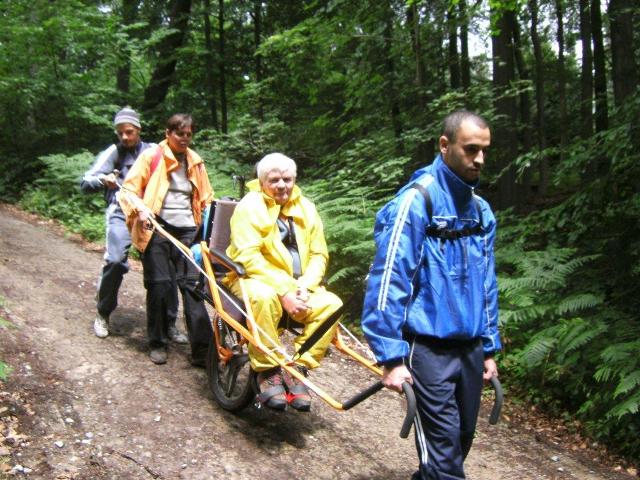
256, 153, 297, 183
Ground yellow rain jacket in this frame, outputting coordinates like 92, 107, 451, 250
224, 179, 340, 371
119, 140, 214, 252
224, 179, 328, 296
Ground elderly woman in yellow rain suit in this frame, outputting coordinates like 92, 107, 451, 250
224, 153, 342, 412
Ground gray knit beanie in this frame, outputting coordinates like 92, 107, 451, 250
113, 107, 141, 129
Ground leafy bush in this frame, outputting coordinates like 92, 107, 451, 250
496, 96, 640, 459
0, 297, 12, 381
19, 152, 106, 241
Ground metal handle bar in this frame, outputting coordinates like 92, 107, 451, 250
399, 382, 416, 438
342, 381, 416, 439
489, 376, 503, 425
342, 381, 384, 411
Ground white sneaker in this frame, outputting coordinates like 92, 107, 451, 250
93, 315, 109, 338
168, 326, 189, 344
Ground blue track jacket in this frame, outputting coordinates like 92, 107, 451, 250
362, 154, 501, 364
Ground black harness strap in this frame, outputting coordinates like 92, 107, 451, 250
294, 182, 483, 360
411, 182, 484, 239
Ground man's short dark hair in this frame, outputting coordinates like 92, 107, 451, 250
166, 113, 195, 133
442, 110, 489, 143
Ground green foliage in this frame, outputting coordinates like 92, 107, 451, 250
198, 116, 292, 171
497, 97, 640, 458
0, 361, 11, 382
0, 296, 12, 381
19, 152, 106, 241
305, 181, 378, 321
0, 0, 123, 199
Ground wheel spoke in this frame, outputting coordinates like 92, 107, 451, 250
208, 314, 254, 411
225, 366, 239, 396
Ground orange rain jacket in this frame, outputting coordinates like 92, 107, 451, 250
119, 140, 214, 252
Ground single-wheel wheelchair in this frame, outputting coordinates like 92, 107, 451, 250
117, 178, 501, 438
193, 197, 503, 437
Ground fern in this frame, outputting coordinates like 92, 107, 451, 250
614, 372, 640, 399
555, 293, 603, 316
519, 333, 557, 367
608, 392, 640, 419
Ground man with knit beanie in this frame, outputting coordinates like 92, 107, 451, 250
81, 107, 188, 344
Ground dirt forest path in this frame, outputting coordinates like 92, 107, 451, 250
0, 204, 634, 480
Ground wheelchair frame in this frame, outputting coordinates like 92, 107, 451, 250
197, 198, 413, 422
118, 181, 501, 438
196, 197, 502, 436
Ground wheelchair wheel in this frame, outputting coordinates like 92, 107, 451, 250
206, 314, 255, 412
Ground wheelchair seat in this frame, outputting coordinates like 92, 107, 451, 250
206, 199, 245, 324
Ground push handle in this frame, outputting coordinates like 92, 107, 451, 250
342, 381, 416, 439
342, 380, 384, 411
488, 376, 503, 425
399, 382, 416, 439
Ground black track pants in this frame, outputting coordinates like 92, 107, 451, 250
408, 336, 484, 480
142, 228, 212, 356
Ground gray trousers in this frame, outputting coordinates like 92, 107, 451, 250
97, 204, 178, 327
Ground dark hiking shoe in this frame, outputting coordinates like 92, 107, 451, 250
283, 365, 311, 412
189, 354, 206, 368
257, 368, 287, 410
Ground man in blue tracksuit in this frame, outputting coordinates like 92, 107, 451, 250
362, 110, 501, 479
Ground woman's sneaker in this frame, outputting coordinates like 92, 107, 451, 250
93, 314, 109, 338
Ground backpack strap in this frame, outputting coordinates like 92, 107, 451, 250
149, 146, 163, 176
410, 183, 483, 240
410, 182, 433, 221
139, 146, 163, 201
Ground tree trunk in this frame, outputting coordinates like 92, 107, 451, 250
513, 18, 533, 196
591, 0, 609, 175
218, 0, 228, 133
142, 0, 193, 119
431, 2, 447, 96
447, 6, 460, 89
609, 0, 638, 106
253, 0, 264, 122
591, 0, 608, 133
554, 0, 568, 163
579, 0, 593, 140
383, 2, 403, 155
202, 0, 219, 130
529, 0, 548, 195
459, 0, 470, 90
116, 0, 139, 100
407, 3, 432, 166
491, 7, 519, 209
